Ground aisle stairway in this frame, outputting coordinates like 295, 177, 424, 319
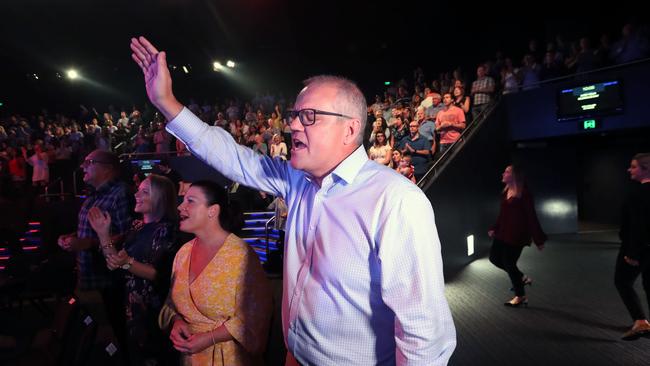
0, 221, 42, 271
240, 211, 281, 264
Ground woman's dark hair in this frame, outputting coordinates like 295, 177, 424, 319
190, 180, 244, 233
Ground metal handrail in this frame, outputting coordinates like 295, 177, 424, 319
118, 151, 182, 160
416, 57, 650, 189
417, 96, 500, 188
264, 215, 276, 260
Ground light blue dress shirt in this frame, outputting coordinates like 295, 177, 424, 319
167, 107, 456, 365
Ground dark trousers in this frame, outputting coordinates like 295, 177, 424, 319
471, 103, 489, 121
489, 239, 525, 296
614, 248, 650, 321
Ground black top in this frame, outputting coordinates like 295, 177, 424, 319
619, 182, 650, 260
122, 220, 178, 323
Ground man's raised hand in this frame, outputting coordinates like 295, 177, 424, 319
130, 37, 182, 120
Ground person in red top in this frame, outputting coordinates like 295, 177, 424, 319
488, 164, 546, 307
7, 147, 26, 190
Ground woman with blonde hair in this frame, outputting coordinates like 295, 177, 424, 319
269, 133, 288, 160
89, 173, 179, 365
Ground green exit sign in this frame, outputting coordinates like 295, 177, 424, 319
581, 119, 599, 130
384, 81, 391, 86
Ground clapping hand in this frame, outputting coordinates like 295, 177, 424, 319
88, 207, 111, 238
57, 234, 75, 251
106, 249, 129, 271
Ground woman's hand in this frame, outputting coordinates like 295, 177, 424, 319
88, 207, 111, 237
170, 316, 192, 348
175, 332, 214, 354
624, 256, 640, 266
170, 317, 215, 354
106, 249, 130, 270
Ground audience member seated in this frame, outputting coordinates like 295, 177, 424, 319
368, 132, 392, 167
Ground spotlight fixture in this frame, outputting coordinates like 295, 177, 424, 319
67, 69, 79, 80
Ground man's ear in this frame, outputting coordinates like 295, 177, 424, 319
343, 119, 361, 145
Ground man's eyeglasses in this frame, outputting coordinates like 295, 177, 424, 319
81, 159, 111, 167
284, 108, 354, 126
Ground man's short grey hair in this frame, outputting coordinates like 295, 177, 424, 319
303, 75, 367, 146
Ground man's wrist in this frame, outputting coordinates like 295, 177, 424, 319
155, 97, 184, 122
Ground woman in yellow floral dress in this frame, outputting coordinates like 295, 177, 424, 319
159, 180, 272, 365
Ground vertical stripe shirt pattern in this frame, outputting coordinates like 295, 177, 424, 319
167, 107, 456, 365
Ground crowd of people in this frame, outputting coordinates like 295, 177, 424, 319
1, 21, 649, 365
1, 22, 646, 194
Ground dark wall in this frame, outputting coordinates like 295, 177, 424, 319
511, 143, 578, 234
577, 134, 650, 225
505, 60, 650, 141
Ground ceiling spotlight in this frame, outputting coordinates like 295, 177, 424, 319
226, 60, 235, 68
67, 69, 79, 80
213, 61, 224, 71
182, 66, 189, 74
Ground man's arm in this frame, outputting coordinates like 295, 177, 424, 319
130, 37, 289, 198
377, 187, 456, 365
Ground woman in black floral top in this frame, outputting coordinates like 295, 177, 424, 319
89, 174, 179, 365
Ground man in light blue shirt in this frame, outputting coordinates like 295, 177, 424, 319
131, 36, 456, 365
